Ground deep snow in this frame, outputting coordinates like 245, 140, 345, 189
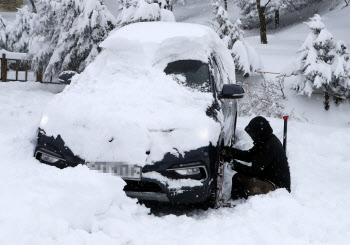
1, 82, 350, 245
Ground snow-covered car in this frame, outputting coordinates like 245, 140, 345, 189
34, 22, 244, 206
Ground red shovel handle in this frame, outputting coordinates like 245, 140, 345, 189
283, 116, 289, 152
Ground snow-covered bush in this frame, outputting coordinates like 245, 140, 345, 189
284, 14, 350, 110
117, 0, 175, 28
6, 6, 34, 53
212, 0, 260, 77
27, 0, 116, 80
0, 14, 7, 50
239, 77, 291, 118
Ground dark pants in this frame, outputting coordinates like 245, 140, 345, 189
231, 173, 277, 200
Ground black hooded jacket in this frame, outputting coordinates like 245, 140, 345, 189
229, 116, 291, 192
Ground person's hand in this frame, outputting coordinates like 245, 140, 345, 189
222, 146, 231, 156
230, 160, 240, 170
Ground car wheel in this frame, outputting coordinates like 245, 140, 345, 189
204, 142, 224, 209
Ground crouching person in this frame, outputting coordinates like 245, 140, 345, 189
224, 116, 291, 200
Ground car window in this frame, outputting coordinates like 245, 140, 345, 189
212, 54, 231, 91
164, 60, 211, 92
211, 58, 222, 88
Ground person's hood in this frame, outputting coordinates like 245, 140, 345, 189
39, 51, 222, 166
245, 116, 273, 144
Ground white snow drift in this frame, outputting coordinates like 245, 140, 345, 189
1, 82, 350, 245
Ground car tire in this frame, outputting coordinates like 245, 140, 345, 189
204, 142, 224, 209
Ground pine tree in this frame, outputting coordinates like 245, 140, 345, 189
234, 0, 313, 43
45, 0, 116, 78
117, 0, 175, 28
26, 0, 60, 77
331, 41, 350, 101
286, 14, 348, 110
166, 0, 186, 11
0, 14, 7, 50
7, 6, 34, 53
212, 0, 259, 77
27, 0, 116, 80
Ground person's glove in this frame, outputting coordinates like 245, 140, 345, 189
222, 146, 232, 156
230, 160, 240, 170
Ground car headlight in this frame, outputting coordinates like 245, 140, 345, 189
35, 149, 65, 164
166, 162, 208, 181
173, 167, 201, 176
40, 153, 60, 164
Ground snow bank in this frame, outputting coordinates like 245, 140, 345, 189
1, 85, 350, 245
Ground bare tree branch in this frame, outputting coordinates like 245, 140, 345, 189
29, 0, 37, 13
264, 0, 272, 8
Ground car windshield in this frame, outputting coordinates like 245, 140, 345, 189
164, 60, 211, 92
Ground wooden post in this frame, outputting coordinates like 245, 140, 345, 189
36, 67, 43, 83
275, 10, 280, 29
1, 54, 7, 82
25, 62, 28, 81
16, 60, 19, 81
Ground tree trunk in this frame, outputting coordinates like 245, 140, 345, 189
257, 1, 268, 44
29, 0, 37, 13
224, 0, 228, 10
324, 92, 330, 110
275, 10, 280, 28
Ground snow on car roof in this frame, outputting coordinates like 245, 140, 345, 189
100, 22, 235, 74
101, 22, 214, 46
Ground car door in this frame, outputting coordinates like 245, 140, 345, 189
210, 55, 237, 146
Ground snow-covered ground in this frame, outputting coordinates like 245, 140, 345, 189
1, 1, 350, 245
1, 82, 349, 245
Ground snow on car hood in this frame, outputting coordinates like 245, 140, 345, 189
40, 22, 235, 166
40, 55, 221, 166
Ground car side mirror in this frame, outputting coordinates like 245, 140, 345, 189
220, 84, 245, 99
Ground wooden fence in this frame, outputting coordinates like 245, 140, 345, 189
0, 53, 52, 83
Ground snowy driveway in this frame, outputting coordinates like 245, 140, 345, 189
0, 82, 350, 245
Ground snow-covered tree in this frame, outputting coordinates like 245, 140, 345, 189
26, 0, 59, 77
331, 41, 350, 100
44, 0, 116, 78
234, 0, 323, 43
286, 14, 350, 110
212, 0, 260, 77
166, 0, 186, 11
117, 0, 175, 28
27, 0, 116, 80
6, 6, 34, 53
234, 0, 289, 43
0, 14, 7, 50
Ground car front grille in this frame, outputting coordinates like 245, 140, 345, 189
123, 180, 163, 193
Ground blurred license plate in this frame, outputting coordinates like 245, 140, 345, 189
86, 162, 142, 180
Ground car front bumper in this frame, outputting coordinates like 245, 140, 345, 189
123, 175, 213, 205
35, 130, 218, 205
